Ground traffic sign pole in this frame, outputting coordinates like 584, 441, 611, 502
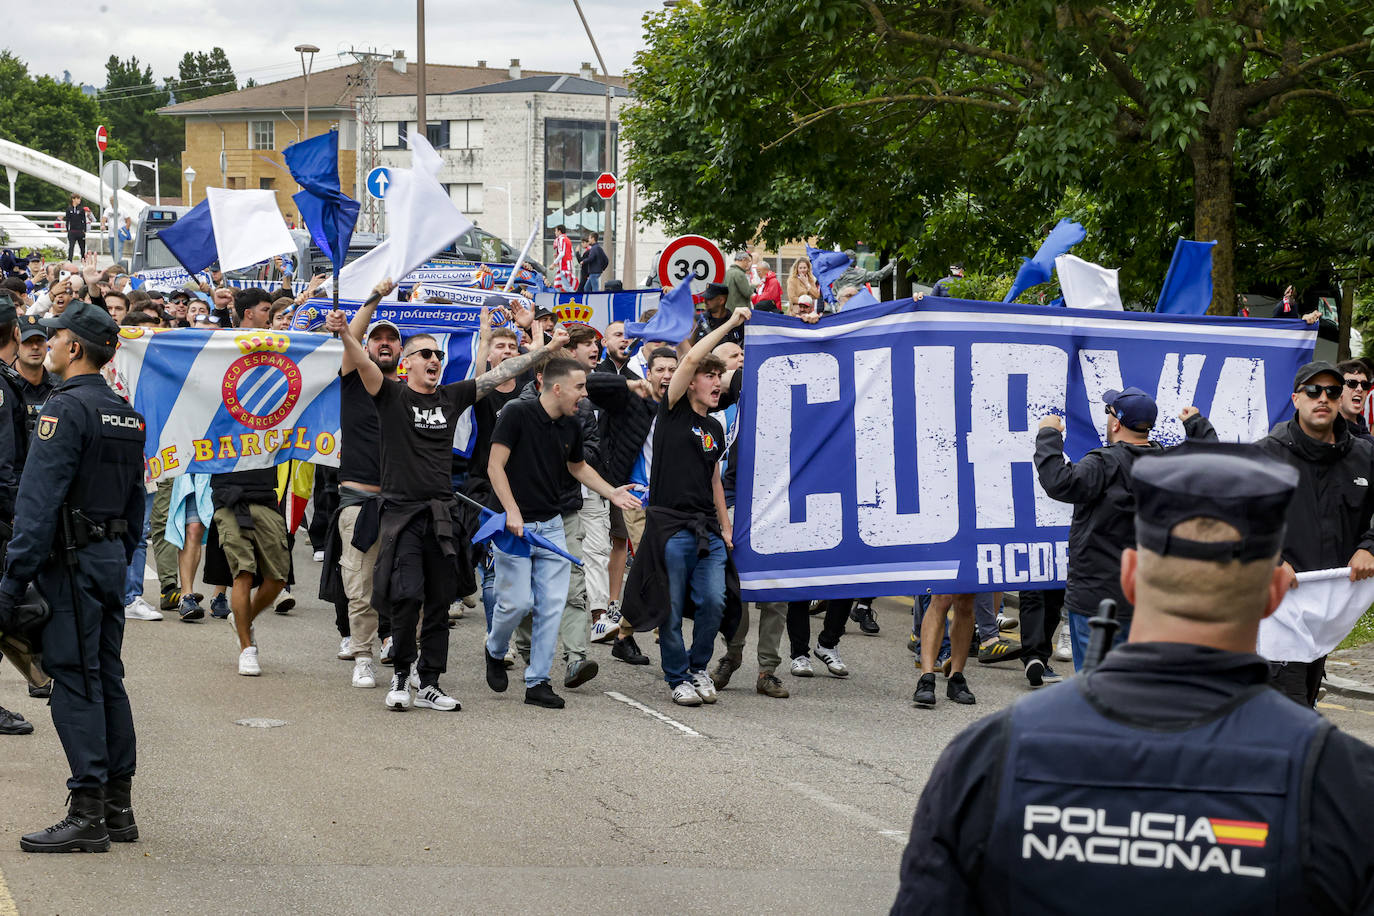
96, 125, 108, 262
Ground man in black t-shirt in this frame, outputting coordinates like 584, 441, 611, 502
484, 358, 640, 709
333, 291, 566, 712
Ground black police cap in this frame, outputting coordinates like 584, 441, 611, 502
1132, 442, 1298, 562
0, 294, 15, 326
18, 315, 45, 341
39, 299, 120, 348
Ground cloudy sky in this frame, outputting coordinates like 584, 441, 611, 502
14, 0, 668, 89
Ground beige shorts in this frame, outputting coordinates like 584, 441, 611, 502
213, 504, 290, 582
622, 506, 646, 551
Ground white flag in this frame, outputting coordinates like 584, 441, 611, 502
1056, 254, 1123, 311
204, 187, 296, 273
1257, 568, 1374, 663
334, 135, 473, 300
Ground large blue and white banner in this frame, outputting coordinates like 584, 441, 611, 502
290, 298, 511, 332
533, 288, 661, 330
732, 298, 1316, 600
403, 261, 546, 291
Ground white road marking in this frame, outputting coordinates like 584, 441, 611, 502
783, 780, 909, 844
604, 691, 704, 737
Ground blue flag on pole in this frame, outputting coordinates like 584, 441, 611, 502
283, 130, 360, 274
156, 199, 218, 274
1004, 218, 1087, 303
625, 276, 694, 342
807, 247, 851, 305
1155, 238, 1217, 315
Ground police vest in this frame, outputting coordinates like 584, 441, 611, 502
984, 678, 1328, 914
66, 395, 146, 524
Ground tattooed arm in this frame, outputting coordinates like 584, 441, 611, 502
473, 323, 569, 400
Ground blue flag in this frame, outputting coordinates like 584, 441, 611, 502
1155, 238, 1217, 315
156, 199, 217, 274
807, 247, 851, 304
282, 131, 360, 274
1004, 218, 1086, 303
625, 276, 694, 343
471, 506, 583, 565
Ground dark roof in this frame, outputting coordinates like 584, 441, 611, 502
446, 75, 630, 98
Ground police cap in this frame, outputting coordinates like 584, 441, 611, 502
1132, 442, 1298, 562
18, 314, 46, 342
0, 294, 15, 326
702, 282, 729, 300
40, 299, 120, 347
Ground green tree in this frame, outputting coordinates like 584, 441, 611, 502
170, 48, 236, 102
97, 55, 186, 199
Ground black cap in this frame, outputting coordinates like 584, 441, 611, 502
532, 305, 555, 321
40, 299, 120, 347
18, 315, 45, 341
702, 282, 729, 300
0, 295, 14, 326
1103, 386, 1158, 431
1132, 443, 1298, 562
1293, 360, 1341, 391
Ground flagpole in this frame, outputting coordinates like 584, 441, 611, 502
502, 226, 540, 293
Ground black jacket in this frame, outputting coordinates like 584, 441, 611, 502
594, 356, 639, 380
1256, 417, 1374, 572
516, 380, 601, 514
1034, 413, 1216, 617
578, 243, 608, 276
585, 372, 657, 486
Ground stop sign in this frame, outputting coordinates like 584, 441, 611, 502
95, 125, 108, 152
595, 172, 617, 199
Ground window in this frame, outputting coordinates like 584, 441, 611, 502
425, 121, 448, 148
543, 119, 617, 264
447, 120, 484, 150
227, 177, 245, 189
250, 120, 274, 150
447, 184, 483, 214
259, 177, 274, 190
382, 121, 401, 149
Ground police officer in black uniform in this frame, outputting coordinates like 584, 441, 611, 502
0, 291, 37, 735
12, 313, 57, 432
892, 443, 1374, 914
0, 300, 147, 853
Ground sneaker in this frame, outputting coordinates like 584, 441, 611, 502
209, 593, 230, 619
611, 634, 650, 665
226, 613, 257, 649
384, 672, 411, 710
408, 668, 421, 691
1025, 657, 1045, 688
671, 682, 703, 707
946, 672, 976, 705
913, 673, 937, 708
485, 648, 509, 692
997, 613, 1018, 631
790, 655, 815, 678
337, 637, 354, 660
850, 602, 880, 635
756, 673, 789, 698
351, 657, 377, 688
1042, 666, 1064, 685
312, 550, 325, 562
449, 603, 465, 620
159, 586, 181, 611
237, 647, 261, 676
1054, 627, 1073, 662
977, 636, 1022, 664
690, 670, 718, 704
124, 597, 163, 621
907, 632, 917, 654
177, 595, 204, 622
591, 606, 622, 644
462, 590, 479, 609
524, 681, 565, 709
813, 644, 850, 678
809, 599, 824, 616
415, 684, 460, 711
379, 636, 394, 666
710, 655, 740, 690
503, 648, 518, 669
0, 705, 34, 735
28, 681, 52, 699
274, 591, 295, 615
563, 658, 599, 689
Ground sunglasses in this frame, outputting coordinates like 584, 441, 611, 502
1299, 383, 1342, 400
404, 347, 445, 362
1346, 378, 1373, 391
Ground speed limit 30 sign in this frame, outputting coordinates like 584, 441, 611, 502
657, 235, 725, 297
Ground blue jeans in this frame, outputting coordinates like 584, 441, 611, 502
480, 554, 497, 630
1068, 611, 1130, 672
583, 273, 601, 292
660, 530, 727, 687
123, 490, 154, 605
485, 517, 571, 688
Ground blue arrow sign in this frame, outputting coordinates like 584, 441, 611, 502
366, 167, 391, 200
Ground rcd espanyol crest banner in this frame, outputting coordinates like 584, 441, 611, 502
112, 327, 343, 481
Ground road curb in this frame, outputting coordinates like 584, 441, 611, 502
1325, 673, 1374, 701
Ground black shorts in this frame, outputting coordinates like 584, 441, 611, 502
608, 504, 628, 541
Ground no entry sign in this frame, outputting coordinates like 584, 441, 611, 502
595, 172, 617, 199
96, 125, 108, 152
657, 235, 725, 295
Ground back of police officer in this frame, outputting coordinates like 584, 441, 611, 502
0, 300, 146, 853
892, 443, 1374, 915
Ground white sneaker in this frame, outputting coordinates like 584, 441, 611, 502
123, 597, 163, 621
227, 612, 257, 648
238, 647, 261, 676
379, 636, 394, 665
415, 684, 460, 711
351, 657, 377, 688
504, 647, 518, 669
312, 550, 325, 562
813, 644, 850, 678
337, 636, 355, 660
1054, 627, 1073, 662
384, 672, 410, 710
590, 606, 622, 644
407, 667, 421, 690
689, 670, 718, 704
462, 590, 479, 609
791, 655, 815, 677
672, 682, 703, 706
449, 603, 465, 620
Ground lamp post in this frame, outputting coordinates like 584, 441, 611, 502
571, 0, 615, 278
184, 165, 196, 206
131, 158, 160, 205
295, 43, 320, 141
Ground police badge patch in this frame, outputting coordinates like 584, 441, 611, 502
37, 414, 58, 440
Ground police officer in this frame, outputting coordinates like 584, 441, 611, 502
11, 313, 57, 432
892, 443, 1374, 914
0, 300, 147, 853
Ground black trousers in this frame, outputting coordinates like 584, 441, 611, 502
1270, 657, 1325, 708
1018, 589, 1064, 665
38, 542, 136, 790
789, 599, 851, 657
387, 515, 455, 687
309, 466, 339, 552
67, 234, 86, 260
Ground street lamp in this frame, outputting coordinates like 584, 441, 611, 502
131, 158, 160, 206
184, 165, 197, 206
571, 0, 615, 278
295, 43, 320, 140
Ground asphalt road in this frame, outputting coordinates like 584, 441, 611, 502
6, 544, 1374, 915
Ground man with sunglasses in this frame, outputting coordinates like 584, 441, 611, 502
1336, 359, 1374, 443
1258, 361, 1374, 707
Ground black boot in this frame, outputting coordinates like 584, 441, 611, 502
20, 788, 110, 853
104, 777, 138, 842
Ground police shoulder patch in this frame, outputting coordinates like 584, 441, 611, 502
36, 414, 59, 440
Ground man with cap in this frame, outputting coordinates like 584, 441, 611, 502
1257, 360, 1374, 707
930, 263, 965, 298
531, 305, 557, 345
693, 282, 742, 347
12, 315, 56, 436
893, 442, 1374, 914
0, 300, 147, 851
1033, 387, 1216, 673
